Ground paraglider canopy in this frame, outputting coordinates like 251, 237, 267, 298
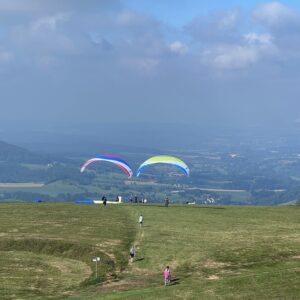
80, 154, 133, 178
136, 155, 189, 177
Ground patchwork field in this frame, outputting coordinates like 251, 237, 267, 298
0, 203, 299, 299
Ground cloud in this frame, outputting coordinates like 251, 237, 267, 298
88, 33, 114, 51
186, 9, 241, 44
0, 0, 42, 13
0, 0, 121, 14
1, 1, 296, 74
184, 5, 299, 71
201, 32, 276, 70
9, 12, 76, 67
244, 32, 273, 45
115, 11, 152, 27
216, 9, 240, 30
1, 0, 300, 131
169, 41, 188, 55
31, 13, 70, 31
1, 2, 169, 72
204, 44, 258, 69
253, 2, 297, 28
252, 2, 300, 56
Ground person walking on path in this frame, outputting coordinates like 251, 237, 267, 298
129, 245, 136, 263
164, 266, 171, 286
138, 214, 144, 227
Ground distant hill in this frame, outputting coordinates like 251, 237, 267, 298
0, 140, 50, 164
0, 140, 77, 185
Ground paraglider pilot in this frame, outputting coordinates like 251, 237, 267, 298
165, 197, 169, 207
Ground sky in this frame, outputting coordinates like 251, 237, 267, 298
1, 0, 300, 145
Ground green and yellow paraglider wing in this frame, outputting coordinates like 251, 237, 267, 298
136, 155, 189, 177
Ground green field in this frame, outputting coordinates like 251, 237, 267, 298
0, 203, 299, 299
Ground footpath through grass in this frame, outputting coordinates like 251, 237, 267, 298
85, 205, 300, 300
0, 203, 299, 299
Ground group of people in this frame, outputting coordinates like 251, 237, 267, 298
129, 195, 148, 204
102, 194, 171, 206
129, 214, 173, 286
101, 195, 123, 205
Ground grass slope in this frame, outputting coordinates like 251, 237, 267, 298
0, 203, 136, 299
0, 203, 299, 299
79, 205, 300, 300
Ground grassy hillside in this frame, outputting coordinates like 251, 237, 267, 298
0, 203, 299, 299
0, 203, 136, 299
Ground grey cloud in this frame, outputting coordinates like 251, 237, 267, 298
185, 9, 242, 44
0, 1, 171, 71
200, 32, 276, 70
9, 14, 76, 66
30, 13, 70, 31
1, 1, 300, 133
252, 2, 300, 65
181, 4, 300, 73
88, 33, 114, 51
2, 2, 298, 74
0, 0, 121, 14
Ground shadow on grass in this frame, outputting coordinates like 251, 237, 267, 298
170, 277, 180, 285
131, 204, 226, 209
193, 206, 225, 210
134, 257, 145, 262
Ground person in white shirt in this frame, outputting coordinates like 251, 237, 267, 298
129, 246, 135, 263
139, 214, 143, 227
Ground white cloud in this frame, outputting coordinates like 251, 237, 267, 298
203, 32, 275, 70
116, 11, 140, 26
253, 2, 297, 28
169, 41, 188, 55
115, 10, 157, 28
186, 9, 241, 44
210, 45, 258, 69
0, 0, 41, 13
0, 0, 298, 75
244, 32, 273, 46
216, 9, 240, 31
0, 0, 120, 14
9, 13, 76, 66
31, 13, 70, 31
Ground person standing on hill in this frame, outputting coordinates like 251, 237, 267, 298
164, 266, 171, 286
102, 195, 107, 206
129, 245, 136, 263
165, 196, 169, 207
139, 214, 144, 227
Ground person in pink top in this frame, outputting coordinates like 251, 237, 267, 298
164, 266, 171, 286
